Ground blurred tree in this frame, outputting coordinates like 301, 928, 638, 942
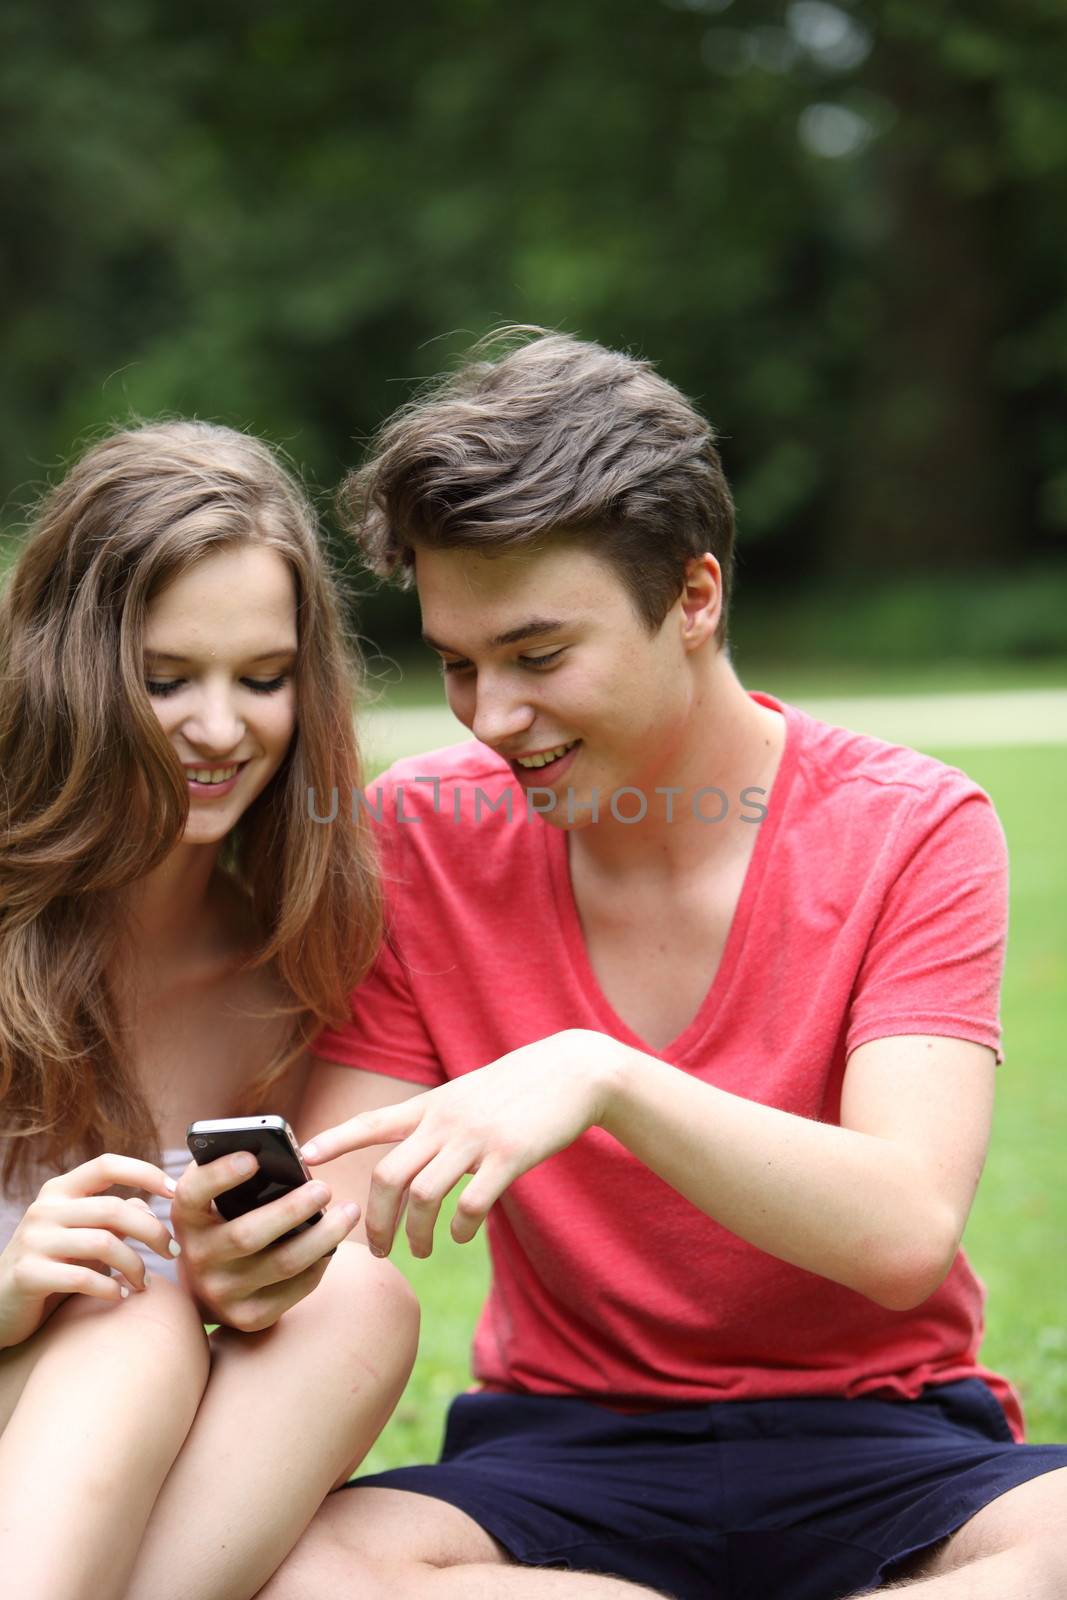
1, 0, 1065, 644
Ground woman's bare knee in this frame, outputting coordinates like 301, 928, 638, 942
43, 1274, 210, 1408
260, 1242, 419, 1392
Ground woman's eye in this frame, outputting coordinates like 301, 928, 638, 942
440, 659, 472, 676
144, 674, 290, 697
243, 674, 290, 694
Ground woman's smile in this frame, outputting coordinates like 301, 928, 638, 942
182, 762, 248, 799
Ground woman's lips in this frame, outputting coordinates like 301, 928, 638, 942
184, 763, 246, 799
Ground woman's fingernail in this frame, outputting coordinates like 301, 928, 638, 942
369, 1244, 386, 1258
302, 1142, 318, 1161
168, 1238, 182, 1257
343, 1203, 361, 1226
142, 1271, 152, 1290
120, 1285, 130, 1299
164, 1177, 178, 1194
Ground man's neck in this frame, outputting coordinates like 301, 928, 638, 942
565, 658, 786, 882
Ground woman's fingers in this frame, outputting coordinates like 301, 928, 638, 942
250, 1203, 362, 1291
40, 1197, 179, 1264
178, 1188, 359, 1319
40, 1154, 178, 1203
202, 1180, 330, 1264
31, 1225, 152, 1291
13, 1255, 129, 1303
172, 1150, 260, 1222
215, 1253, 335, 1335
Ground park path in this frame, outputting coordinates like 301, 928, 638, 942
363, 687, 1067, 768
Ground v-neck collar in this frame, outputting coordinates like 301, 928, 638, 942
541, 691, 801, 1062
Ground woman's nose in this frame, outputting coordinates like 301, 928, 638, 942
182, 687, 245, 753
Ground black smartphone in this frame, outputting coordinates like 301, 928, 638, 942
186, 1115, 325, 1245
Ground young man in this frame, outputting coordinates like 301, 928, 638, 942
259, 332, 1067, 1600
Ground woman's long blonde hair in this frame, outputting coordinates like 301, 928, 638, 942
0, 421, 381, 1189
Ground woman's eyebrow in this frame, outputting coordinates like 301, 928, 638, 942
142, 647, 297, 664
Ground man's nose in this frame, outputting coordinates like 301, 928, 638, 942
469, 674, 534, 749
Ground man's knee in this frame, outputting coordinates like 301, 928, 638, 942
257, 1487, 507, 1600
306, 1484, 506, 1567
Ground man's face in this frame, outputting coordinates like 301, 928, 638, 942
415, 540, 702, 829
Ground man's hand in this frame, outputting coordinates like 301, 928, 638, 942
170, 1152, 362, 1331
300, 1030, 625, 1258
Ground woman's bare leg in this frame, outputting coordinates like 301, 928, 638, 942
123, 1243, 419, 1600
0, 1276, 210, 1600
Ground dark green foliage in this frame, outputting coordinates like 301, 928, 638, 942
2, 1, 1066, 648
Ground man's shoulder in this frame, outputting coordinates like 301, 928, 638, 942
769, 695, 1003, 879
784, 697, 990, 813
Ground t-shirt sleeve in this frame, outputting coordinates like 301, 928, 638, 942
846, 787, 1009, 1065
313, 800, 447, 1087
313, 928, 446, 1087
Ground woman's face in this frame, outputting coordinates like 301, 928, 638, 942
141, 545, 298, 846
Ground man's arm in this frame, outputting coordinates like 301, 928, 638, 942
599, 1031, 995, 1311
301, 1029, 995, 1312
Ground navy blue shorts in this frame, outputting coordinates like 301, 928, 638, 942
349, 1381, 1067, 1599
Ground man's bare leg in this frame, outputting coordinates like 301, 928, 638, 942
861, 1465, 1067, 1597
254, 1486, 672, 1600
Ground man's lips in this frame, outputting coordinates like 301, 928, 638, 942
506, 742, 581, 788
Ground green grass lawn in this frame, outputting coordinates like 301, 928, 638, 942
355, 719, 1067, 1477
937, 745, 1067, 1444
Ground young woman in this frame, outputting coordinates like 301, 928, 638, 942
0, 422, 419, 1600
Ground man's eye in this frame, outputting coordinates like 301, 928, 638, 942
145, 679, 183, 697
440, 659, 472, 676
519, 650, 563, 670
243, 674, 290, 694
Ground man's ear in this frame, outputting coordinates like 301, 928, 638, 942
678, 554, 722, 651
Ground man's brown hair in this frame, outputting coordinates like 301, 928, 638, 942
341, 328, 736, 643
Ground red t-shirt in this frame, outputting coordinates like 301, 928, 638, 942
316, 692, 1022, 1437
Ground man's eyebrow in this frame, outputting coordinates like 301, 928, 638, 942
421, 619, 567, 654
142, 647, 297, 664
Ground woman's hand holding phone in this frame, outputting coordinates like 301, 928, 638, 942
170, 1150, 362, 1332
0, 1155, 181, 1351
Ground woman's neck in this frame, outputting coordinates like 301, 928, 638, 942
120, 842, 235, 986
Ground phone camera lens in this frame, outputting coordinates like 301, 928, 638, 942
193, 1137, 208, 1149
